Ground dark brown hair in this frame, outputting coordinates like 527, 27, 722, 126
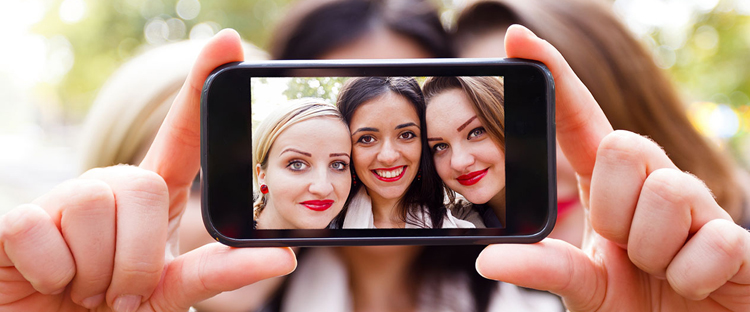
336, 77, 447, 228
455, 0, 745, 219
270, 0, 452, 59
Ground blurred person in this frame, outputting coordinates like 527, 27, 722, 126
261, 1, 529, 312
77, 38, 285, 311
3, 2, 750, 312
252, 99, 352, 229
336, 76, 474, 229
271, 0, 452, 60
423, 76, 507, 228
452, 0, 750, 245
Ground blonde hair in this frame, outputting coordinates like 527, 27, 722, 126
252, 98, 348, 218
80, 39, 267, 171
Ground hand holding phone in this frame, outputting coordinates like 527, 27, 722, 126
0, 30, 296, 312
476, 25, 750, 312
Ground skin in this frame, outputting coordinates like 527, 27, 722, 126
256, 117, 352, 230
349, 91, 423, 229
426, 88, 506, 225
0, 30, 296, 312
460, 27, 584, 246
3, 26, 749, 312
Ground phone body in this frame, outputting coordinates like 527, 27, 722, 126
201, 58, 555, 247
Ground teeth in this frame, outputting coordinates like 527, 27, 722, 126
376, 167, 404, 178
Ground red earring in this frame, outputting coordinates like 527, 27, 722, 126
260, 184, 269, 194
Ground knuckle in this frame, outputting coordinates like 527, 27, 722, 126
65, 179, 116, 215
703, 219, 743, 261
123, 168, 169, 197
597, 130, 664, 165
597, 130, 643, 163
118, 259, 164, 280
642, 168, 692, 208
1, 204, 51, 238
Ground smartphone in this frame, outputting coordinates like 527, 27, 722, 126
201, 58, 555, 247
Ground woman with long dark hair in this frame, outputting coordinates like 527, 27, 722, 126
335, 76, 473, 229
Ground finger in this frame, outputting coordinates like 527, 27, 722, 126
80, 166, 169, 312
667, 219, 750, 301
33, 178, 117, 309
139, 29, 244, 209
0, 204, 75, 295
588, 131, 677, 246
627, 168, 732, 278
505, 24, 613, 198
476, 239, 608, 311
148, 244, 296, 312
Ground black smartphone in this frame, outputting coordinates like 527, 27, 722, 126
201, 58, 555, 247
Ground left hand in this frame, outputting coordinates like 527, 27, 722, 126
476, 25, 750, 311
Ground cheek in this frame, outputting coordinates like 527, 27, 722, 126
352, 147, 372, 176
406, 141, 422, 164
333, 173, 352, 197
432, 154, 451, 180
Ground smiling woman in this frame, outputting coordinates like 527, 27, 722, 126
424, 76, 506, 227
335, 76, 475, 229
252, 98, 352, 229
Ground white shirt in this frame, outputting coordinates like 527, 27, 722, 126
281, 248, 564, 312
342, 187, 476, 229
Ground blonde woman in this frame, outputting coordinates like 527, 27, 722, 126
252, 99, 352, 229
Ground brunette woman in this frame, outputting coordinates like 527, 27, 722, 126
336, 76, 474, 229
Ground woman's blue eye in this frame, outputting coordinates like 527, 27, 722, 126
331, 161, 348, 171
357, 135, 375, 144
468, 127, 485, 139
287, 160, 308, 171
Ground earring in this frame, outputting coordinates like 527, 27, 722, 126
260, 184, 269, 194
417, 170, 422, 181
352, 173, 357, 185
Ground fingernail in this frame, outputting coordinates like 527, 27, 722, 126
81, 293, 105, 309
51, 288, 66, 295
113, 295, 141, 312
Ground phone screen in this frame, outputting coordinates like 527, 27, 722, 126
250, 76, 505, 230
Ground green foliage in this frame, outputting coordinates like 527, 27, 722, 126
283, 77, 348, 103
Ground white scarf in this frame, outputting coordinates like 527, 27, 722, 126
342, 187, 476, 229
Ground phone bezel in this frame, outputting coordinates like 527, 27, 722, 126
201, 58, 556, 247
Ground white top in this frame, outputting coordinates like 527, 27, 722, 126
342, 188, 476, 229
281, 248, 564, 312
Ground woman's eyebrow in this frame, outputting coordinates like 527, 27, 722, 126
280, 148, 311, 157
395, 122, 418, 130
330, 153, 350, 158
457, 116, 478, 132
427, 137, 443, 142
352, 127, 378, 136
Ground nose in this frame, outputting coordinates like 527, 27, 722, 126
376, 139, 400, 165
308, 167, 334, 196
451, 145, 475, 172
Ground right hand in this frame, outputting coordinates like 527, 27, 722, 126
0, 29, 296, 312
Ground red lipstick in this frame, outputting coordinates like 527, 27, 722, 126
371, 165, 407, 182
300, 200, 334, 211
457, 168, 489, 186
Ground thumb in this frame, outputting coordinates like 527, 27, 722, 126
148, 244, 296, 311
476, 239, 606, 311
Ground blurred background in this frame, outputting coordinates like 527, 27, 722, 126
1, 0, 749, 214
